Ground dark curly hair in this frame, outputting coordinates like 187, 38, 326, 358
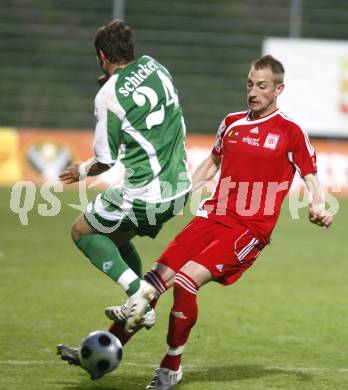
95, 19, 135, 64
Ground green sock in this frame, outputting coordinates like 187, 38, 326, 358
118, 241, 152, 314
75, 234, 141, 296
119, 241, 143, 277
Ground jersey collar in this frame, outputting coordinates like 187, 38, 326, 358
246, 108, 280, 123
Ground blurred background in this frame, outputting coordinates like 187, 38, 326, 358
0, 0, 348, 191
1, 0, 348, 131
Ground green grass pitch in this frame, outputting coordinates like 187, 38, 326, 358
0, 186, 347, 389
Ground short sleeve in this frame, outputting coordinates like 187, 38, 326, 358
289, 125, 317, 177
93, 87, 121, 165
212, 117, 228, 157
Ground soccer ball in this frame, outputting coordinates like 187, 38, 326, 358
78, 330, 123, 380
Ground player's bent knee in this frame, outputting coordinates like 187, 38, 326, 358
153, 263, 176, 288
179, 261, 212, 288
71, 222, 81, 242
71, 215, 94, 242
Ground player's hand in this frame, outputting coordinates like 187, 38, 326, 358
59, 162, 83, 184
308, 205, 333, 228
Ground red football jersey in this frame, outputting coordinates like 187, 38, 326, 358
198, 109, 317, 244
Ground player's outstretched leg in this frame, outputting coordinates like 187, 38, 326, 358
58, 270, 166, 372
146, 271, 199, 389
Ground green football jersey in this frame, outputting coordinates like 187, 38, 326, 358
93, 55, 191, 202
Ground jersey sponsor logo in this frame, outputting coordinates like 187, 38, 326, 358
102, 261, 114, 272
118, 60, 160, 97
264, 133, 280, 150
216, 264, 224, 272
242, 135, 260, 146
250, 126, 259, 134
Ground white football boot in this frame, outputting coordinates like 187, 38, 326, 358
57, 344, 80, 366
105, 303, 156, 330
123, 280, 157, 333
146, 366, 183, 389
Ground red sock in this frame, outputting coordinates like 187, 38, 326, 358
145, 269, 168, 298
108, 321, 133, 345
160, 271, 198, 371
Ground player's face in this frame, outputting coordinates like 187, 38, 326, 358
247, 67, 284, 118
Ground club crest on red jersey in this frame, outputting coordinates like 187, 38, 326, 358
263, 133, 280, 150
227, 129, 239, 143
228, 129, 237, 138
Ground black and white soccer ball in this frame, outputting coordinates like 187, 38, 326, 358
79, 330, 123, 380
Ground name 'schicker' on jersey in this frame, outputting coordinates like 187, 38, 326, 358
118, 60, 159, 97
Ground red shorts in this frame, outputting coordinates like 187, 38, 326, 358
157, 217, 264, 285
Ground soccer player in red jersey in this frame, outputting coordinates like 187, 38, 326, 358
120, 55, 333, 389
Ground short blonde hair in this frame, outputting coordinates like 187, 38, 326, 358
251, 55, 284, 85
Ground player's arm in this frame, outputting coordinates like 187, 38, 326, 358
303, 173, 333, 228
59, 158, 112, 184
60, 80, 122, 185
290, 123, 332, 229
191, 114, 228, 191
191, 153, 221, 192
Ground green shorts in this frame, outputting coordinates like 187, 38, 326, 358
84, 188, 189, 238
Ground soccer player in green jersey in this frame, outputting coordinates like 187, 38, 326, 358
57, 19, 191, 369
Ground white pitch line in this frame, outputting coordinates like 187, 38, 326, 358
125, 363, 348, 373
1, 360, 348, 374
0, 360, 156, 367
0, 360, 57, 365
266, 365, 348, 373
